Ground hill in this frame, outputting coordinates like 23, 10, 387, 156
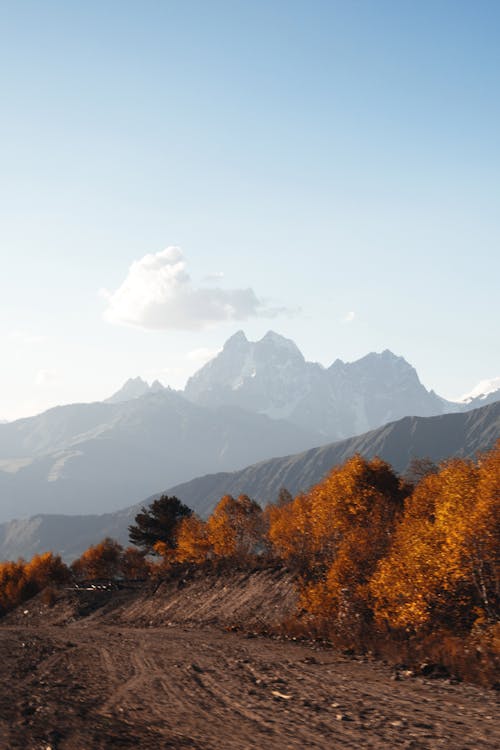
1, 400, 498, 561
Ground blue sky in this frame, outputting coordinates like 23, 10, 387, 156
1, 1, 499, 419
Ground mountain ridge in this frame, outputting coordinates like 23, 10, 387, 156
1, 400, 498, 562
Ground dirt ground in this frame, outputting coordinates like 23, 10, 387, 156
1, 573, 499, 749
0, 622, 498, 750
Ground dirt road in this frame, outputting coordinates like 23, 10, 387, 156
1, 623, 498, 750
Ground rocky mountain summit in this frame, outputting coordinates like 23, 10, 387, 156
185, 331, 450, 439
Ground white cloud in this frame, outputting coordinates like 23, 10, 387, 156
343, 311, 356, 323
102, 247, 289, 331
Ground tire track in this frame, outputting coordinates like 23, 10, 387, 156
1, 624, 498, 750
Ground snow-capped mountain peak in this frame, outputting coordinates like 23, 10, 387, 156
184, 331, 447, 439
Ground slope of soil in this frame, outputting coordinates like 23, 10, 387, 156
3, 567, 299, 631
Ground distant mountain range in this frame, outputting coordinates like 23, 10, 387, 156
0, 330, 498, 525
1, 400, 498, 562
0, 390, 318, 522
185, 331, 453, 438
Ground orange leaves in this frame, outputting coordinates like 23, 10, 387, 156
0, 552, 70, 615
0, 560, 29, 613
24, 552, 70, 588
207, 494, 264, 561
175, 516, 211, 564
270, 455, 407, 637
268, 455, 405, 583
71, 537, 123, 580
267, 493, 314, 570
370, 444, 500, 631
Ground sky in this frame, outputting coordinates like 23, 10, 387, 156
1, 0, 499, 420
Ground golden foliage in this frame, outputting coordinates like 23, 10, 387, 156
269, 455, 405, 578
290, 456, 407, 632
175, 516, 212, 563
370, 445, 500, 631
71, 537, 123, 580
207, 494, 264, 560
0, 552, 70, 614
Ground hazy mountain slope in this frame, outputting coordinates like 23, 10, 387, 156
2, 401, 497, 561
0, 401, 122, 458
185, 331, 450, 439
0, 507, 136, 563
0, 390, 320, 522
165, 399, 500, 516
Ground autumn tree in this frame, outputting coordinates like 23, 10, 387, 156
267, 492, 315, 571
298, 456, 407, 630
0, 561, 29, 614
175, 515, 212, 564
128, 495, 192, 555
207, 494, 264, 561
269, 455, 406, 577
0, 553, 70, 615
25, 552, 70, 589
370, 446, 500, 632
71, 538, 123, 580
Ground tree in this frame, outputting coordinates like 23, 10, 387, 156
128, 495, 192, 555
0, 553, 70, 615
175, 515, 212, 563
71, 538, 123, 580
24, 552, 70, 588
207, 494, 264, 561
295, 455, 407, 635
121, 547, 150, 579
370, 448, 500, 631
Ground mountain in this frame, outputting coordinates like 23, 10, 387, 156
2, 401, 498, 562
185, 331, 449, 439
164, 399, 500, 516
106, 377, 155, 403
0, 389, 320, 523
1, 329, 498, 528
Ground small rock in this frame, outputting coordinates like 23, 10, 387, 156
272, 690, 292, 700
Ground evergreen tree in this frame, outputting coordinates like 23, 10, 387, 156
128, 495, 192, 554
